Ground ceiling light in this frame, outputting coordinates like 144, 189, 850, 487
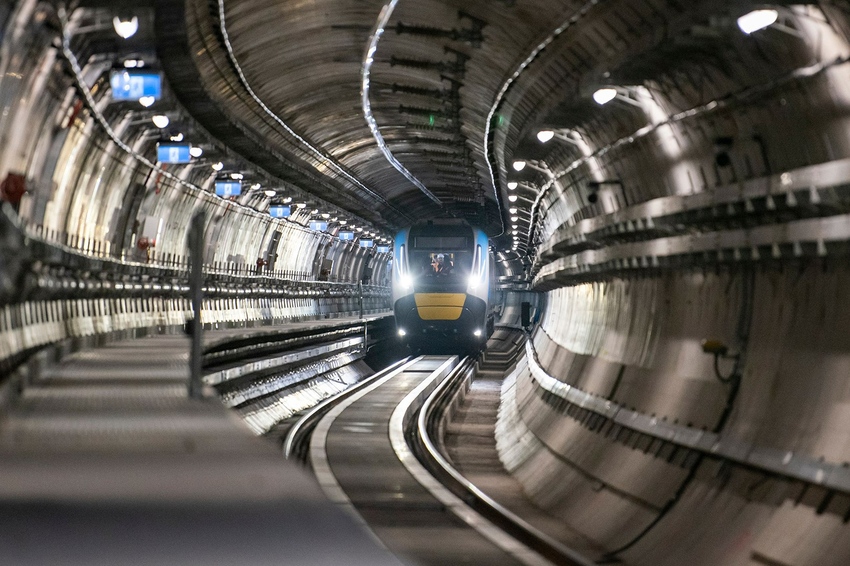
169, 133, 184, 142
507, 182, 517, 190
283, 197, 292, 203
264, 189, 276, 197
593, 88, 618, 105
508, 195, 518, 202
311, 209, 319, 214
737, 9, 778, 34
512, 224, 517, 229
189, 146, 203, 157
511, 216, 518, 222
339, 220, 347, 225
512, 160, 526, 171
151, 115, 169, 128
321, 213, 330, 219
138, 96, 155, 108
509, 207, 518, 214
211, 162, 224, 171
536, 129, 555, 143
331, 217, 338, 222
112, 16, 139, 39
230, 172, 243, 180
356, 227, 363, 232
296, 203, 307, 209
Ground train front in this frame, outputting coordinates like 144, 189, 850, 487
392, 222, 490, 351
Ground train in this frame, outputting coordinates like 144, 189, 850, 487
391, 220, 496, 352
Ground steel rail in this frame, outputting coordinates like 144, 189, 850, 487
283, 356, 411, 461
412, 357, 595, 566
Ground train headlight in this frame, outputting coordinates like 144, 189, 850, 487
473, 329, 482, 337
398, 328, 407, 337
400, 275, 413, 290
467, 275, 479, 291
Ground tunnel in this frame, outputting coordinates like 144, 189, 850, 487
1, 0, 850, 564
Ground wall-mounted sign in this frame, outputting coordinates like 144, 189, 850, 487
110, 70, 162, 101
359, 239, 374, 248
269, 205, 290, 218
338, 231, 354, 241
309, 221, 328, 232
215, 180, 242, 197
377, 245, 390, 254
156, 143, 191, 164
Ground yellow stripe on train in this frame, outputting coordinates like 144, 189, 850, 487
414, 293, 466, 321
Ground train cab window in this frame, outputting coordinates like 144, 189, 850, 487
408, 228, 474, 288
411, 249, 472, 283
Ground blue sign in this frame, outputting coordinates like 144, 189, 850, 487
110, 70, 162, 101
309, 221, 328, 232
359, 239, 374, 248
215, 181, 242, 197
338, 231, 354, 241
377, 245, 390, 254
156, 143, 191, 164
269, 205, 290, 218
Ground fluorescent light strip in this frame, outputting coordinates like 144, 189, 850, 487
216, 0, 410, 220
362, 1, 442, 205
521, 54, 850, 251
59, 14, 317, 237
484, 1, 599, 237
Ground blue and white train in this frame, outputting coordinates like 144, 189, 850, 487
392, 220, 495, 351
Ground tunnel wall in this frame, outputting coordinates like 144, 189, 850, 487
0, 2, 392, 381
0, 1, 389, 282
499, 263, 850, 565
495, 4, 850, 565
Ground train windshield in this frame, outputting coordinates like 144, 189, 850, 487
410, 235, 473, 287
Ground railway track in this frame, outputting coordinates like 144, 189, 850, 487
285, 350, 593, 566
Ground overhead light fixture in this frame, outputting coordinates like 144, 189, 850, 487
296, 203, 307, 209
508, 195, 518, 202
112, 16, 139, 39
283, 197, 293, 204
737, 9, 779, 34
356, 227, 363, 232
169, 133, 184, 142
263, 189, 276, 197
230, 172, 243, 180
151, 115, 169, 128
212, 162, 224, 171
512, 160, 527, 171
189, 146, 203, 157
593, 87, 618, 105
509, 207, 518, 214
138, 96, 155, 108
536, 129, 555, 143
123, 59, 144, 68
511, 224, 518, 229
511, 216, 519, 222
321, 213, 330, 219
339, 220, 347, 225
507, 182, 517, 190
